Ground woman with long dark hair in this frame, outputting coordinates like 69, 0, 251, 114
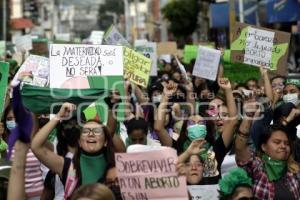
32, 103, 115, 199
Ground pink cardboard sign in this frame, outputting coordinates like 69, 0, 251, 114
115, 148, 188, 200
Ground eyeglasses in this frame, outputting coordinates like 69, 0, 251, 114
185, 162, 203, 168
81, 128, 103, 136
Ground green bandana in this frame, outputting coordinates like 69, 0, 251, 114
80, 153, 107, 184
262, 154, 287, 182
218, 168, 252, 198
183, 140, 210, 160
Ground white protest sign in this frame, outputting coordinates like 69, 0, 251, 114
244, 27, 275, 69
116, 147, 188, 200
49, 44, 124, 89
15, 35, 33, 52
175, 56, 188, 81
188, 185, 219, 200
12, 55, 49, 87
103, 25, 131, 47
90, 31, 104, 45
159, 54, 172, 63
135, 42, 158, 76
192, 46, 221, 81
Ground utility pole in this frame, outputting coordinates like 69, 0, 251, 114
3, 0, 7, 41
238, 0, 244, 23
134, 0, 140, 39
123, 0, 130, 41
229, 0, 236, 45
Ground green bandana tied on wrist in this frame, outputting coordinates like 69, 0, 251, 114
262, 154, 287, 182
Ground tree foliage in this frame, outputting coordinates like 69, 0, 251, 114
161, 0, 199, 38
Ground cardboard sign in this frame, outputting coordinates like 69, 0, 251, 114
49, 44, 124, 88
188, 185, 219, 200
124, 47, 151, 88
231, 22, 291, 71
103, 25, 131, 47
0, 62, 9, 116
12, 55, 49, 87
15, 35, 33, 52
0, 41, 5, 57
193, 46, 221, 81
157, 42, 177, 56
90, 31, 104, 45
135, 42, 157, 76
115, 148, 188, 200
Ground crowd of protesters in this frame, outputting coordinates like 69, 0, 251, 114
0, 46, 300, 200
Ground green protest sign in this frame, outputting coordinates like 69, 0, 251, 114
183, 45, 197, 64
230, 22, 290, 73
0, 62, 9, 116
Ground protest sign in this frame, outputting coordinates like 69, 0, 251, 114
0, 62, 9, 116
115, 147, 188, 200
159, 55, 172, 63
188, 185, 219, 200
157, 42, 177, 56
49, 44, 124, 89
135, 41, 157, 76
124, 47, 151, 88
12, 55, 49, 87
183, 45, 198, 64
90, 31, 104, 45
183, 44, 215, 64
231, 22, 291, 71
0, 41, 6, 57
193, 46, 221, 81
15, 35, 33, 52
103, 25, 131, 48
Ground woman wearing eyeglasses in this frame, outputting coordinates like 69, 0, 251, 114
31, 102, 115, 199
155, 78, 238, 185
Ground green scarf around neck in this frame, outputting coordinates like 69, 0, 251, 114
80, 152, 107, 184
262, 154, 287, 182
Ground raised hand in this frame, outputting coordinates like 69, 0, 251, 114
17, 71, 33, 81
259, 66, 268, 76
57, 102, 76, 119
162, 80, 178, 97
176, 162, 186, 176
218, 77, 231, 90
186, 139, 206, 155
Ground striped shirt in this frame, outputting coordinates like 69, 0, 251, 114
11, 149, 44, 198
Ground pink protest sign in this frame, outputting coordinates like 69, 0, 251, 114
115, 148, 188, 200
